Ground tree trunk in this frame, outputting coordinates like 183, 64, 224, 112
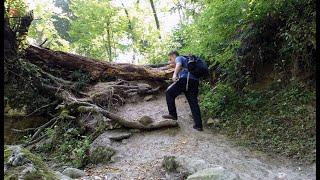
106, 22, 112, 62
25, 45, 174, 81
149, 0, 161, 39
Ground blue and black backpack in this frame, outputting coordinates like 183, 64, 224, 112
182, 55, 209, 79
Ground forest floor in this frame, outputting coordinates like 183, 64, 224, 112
79, 94, 316, 180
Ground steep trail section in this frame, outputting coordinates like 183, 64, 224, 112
82, 95, 315, 180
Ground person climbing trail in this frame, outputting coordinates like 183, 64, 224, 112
162, 50, 205, 131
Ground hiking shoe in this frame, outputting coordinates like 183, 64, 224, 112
162, 114, 177, 120
193, 125, 203, 131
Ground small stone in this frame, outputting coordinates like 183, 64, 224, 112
62, 167, 86, 178
275, 172, 287, 180
110, 154, 124, 163
104, 173, 121, 179
206, 118, 215, 125
143, 95, 154, 101
208, 118, 220, 125
138, 116, 154, 126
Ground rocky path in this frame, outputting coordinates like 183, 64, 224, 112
80, 95, 316, 180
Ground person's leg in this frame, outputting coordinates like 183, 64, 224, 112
184, 80, 203, 129
165, 79, 184, 119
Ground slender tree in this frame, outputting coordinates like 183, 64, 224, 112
149, 0, 161, 39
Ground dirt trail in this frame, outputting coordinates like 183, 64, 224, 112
81, 95, 316, 180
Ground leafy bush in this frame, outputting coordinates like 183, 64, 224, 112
200, 82, 238, 118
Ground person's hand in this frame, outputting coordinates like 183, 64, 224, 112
172, 75, 178, 82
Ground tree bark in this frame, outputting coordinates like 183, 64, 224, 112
149, 0, 161, 39
25, 45, 174, 81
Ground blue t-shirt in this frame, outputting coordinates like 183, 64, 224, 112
175, 56, 198, 81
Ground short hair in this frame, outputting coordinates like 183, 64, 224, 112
168, 50, 179, 56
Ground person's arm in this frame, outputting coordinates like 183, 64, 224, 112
172, 62, 182, 81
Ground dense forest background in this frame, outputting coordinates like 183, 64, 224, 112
4, 0, 316, 177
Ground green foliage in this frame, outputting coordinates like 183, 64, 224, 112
27, 0, 71, 51
199, 82, 238, 118
201, 81, 315, 162
70, 69, 91, 91
174, 0, 315, 162
55, 128, 91, 168
68, 0, 128, 61
5, 0, 27, 28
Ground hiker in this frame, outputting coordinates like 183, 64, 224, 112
162, 50, 207, 131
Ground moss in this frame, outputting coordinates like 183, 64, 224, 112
4, 146, 58, 180
90, 147, 115, 164
4, 145, 12, 162
162, 156, 178, 172
138, 116, 154, 126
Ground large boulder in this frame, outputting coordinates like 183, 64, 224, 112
187, 166, 241, 180
4, 145, 60, 179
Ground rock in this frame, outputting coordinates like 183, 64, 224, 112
90, 134, 112, 153
89, 147, 116, 164
129, 129, 141, 133
206, 118, 215, 125
162, 156, 179, 172
162, 155, 214, 175
107, 131, 132, 141
19, 164, 37, 179
92, 130, 132, 145
207, 118, 220, 125
7, 146, 30, 166
104, 173, 122, 179
62, 167, 86, 178
79, 112, 105, 132
138, 116, 154, 126
137, 83, 151, 91
175, 155, 213, 174
54, 171, 73, 180
4, 145, 60, 179
110, 154, 124, 163
187, 166, 240, 180
274, 172, 287, 180
143, 95, 154, 101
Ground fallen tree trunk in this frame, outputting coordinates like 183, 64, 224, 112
25, 45, 174, 81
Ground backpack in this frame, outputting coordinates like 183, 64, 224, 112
182, 55, 209, 79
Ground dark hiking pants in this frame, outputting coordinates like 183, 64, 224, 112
165, 78, 203, 128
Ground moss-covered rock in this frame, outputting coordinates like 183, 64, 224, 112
138, 116, 154, 126
4, 145, 59, 180
89, 147, 116, 164
162, 156, 178, 172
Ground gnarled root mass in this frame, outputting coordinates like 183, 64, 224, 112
5, 13, 177, 151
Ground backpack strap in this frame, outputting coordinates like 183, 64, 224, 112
186, 72, 190, 91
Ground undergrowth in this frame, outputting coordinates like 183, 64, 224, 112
200, 81, 315, 163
